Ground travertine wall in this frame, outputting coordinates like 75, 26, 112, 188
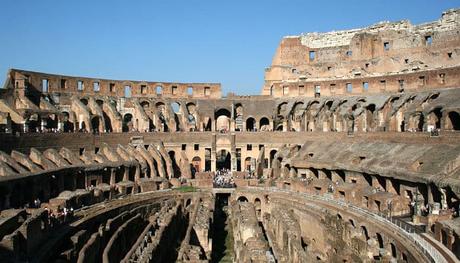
263, 9, 460, 97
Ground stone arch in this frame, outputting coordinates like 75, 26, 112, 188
191, 156, 201, 176
246, 117, 256, 131
237, 196, 248, 202
254, 197, 262, 219
259, 117, 270, 131
376, 233, 384, 249
349, 218, 356, 228
390, 242, 397, 258
122, 113, 133, 132
447, 111, 460, 130
168, 150, 181, 178
361, 225, 369, 240
61, 111, 74, 132
215, 108, 231, 132
156, 102, 169, 132
140, 100, 150, 109
91, 116, 102, 133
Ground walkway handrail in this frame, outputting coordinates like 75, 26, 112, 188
245, 187, 447, 263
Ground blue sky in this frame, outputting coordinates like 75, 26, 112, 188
0, 1, 458, 95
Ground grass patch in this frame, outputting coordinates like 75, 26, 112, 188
175, 186, 197, 192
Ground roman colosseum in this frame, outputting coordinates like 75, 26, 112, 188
0, 8, 459, 263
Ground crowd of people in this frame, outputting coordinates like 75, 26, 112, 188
213, 168, 235, 188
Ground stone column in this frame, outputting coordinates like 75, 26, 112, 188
110, 168, 116, 185
23, 121, 29, 133
123, 166, 129, 181
211, 133, 216, 172
41, 119, 46, 132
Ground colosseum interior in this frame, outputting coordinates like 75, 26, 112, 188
0, 8, 459, 263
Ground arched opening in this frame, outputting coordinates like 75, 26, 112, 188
170, 102, 181, 131
215, 109, 231, 132
80, 98, 88, 105
123, 113, 133, 132
260, 117, 270, 131
246, 117, 256, 131
270, 150, 278, 168
186, 103, 197, 131
91, 116, 100, 134
361, 226, 369, 240
171, 102, 180, 114
168, 151, 181, 178
376, 233, 384, 249
45, 114, 58, 131
390, 243, 397, 258
244, 157, 254, 173
192, 156, 201, 177
448, 111, 460, 130
216, 149, 231, 170
156, 102, 169, 132
254, 198, 262, 219
62, 112, 73, 132
28, 114, 40, 132
349, 219, 356, 228
237, 196, 248, 202
433, 108, 443, 129
140, 101, 150, 110
102, 112, 112, 132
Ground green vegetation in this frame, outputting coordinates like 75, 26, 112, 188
175, 186, 197, 192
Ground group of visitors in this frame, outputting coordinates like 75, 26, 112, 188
213, 168, 235, 188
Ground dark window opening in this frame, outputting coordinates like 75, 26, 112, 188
141, 85, 147, 94
181, 144, 186, 151
247, 144, 252, 151
404, 58, 409, 64
425, 35, 432, 46
171, 85, 177, 95
124, 85, 131, 98
398, 80, 405, 92
419, 76, 426, 86
314, 85, 321, 98
93, 82, 100, 92
109, 83, 115, 92
346, 83, 352, 93
194, 144, 199, 151
448, 52, 453, 58
363, 82, 369, 91
439, 73, 446, 84
299, 85, 305, 95
383, 42, 390, 51
77, 80, 84, 91
42, 79, 49, 93
60, 79, 66, 89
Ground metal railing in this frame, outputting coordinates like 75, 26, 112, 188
247, 187, 447, 263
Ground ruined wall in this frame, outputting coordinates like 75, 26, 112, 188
263, 9, 460, 97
